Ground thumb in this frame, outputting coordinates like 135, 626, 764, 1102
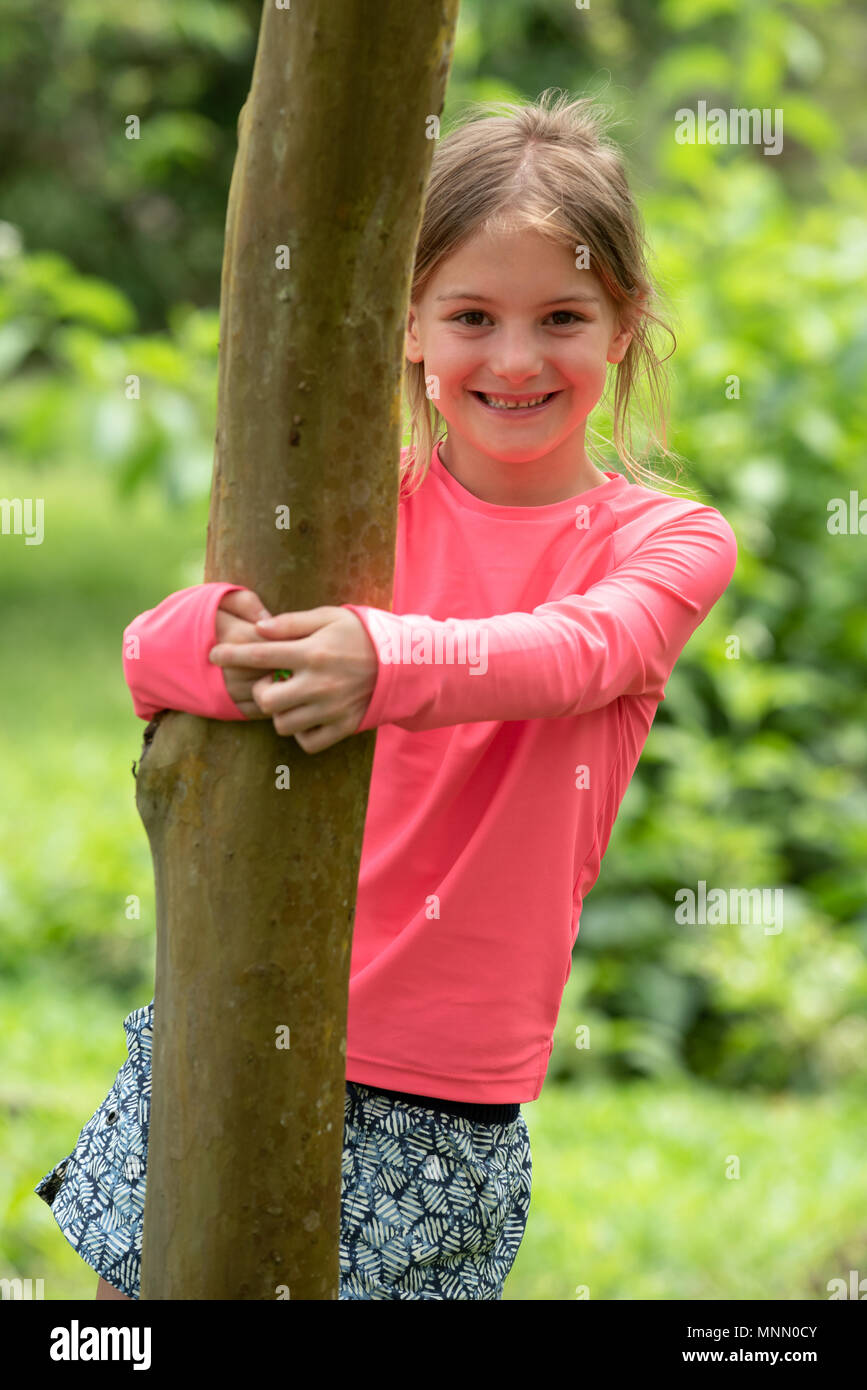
218, 586, 272, 623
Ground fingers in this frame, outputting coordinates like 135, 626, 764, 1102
251, 673, 310, 721
217, 587, 272, 623
251, 672, 329, 733
294, 724, 344, 754
211, 604, 363, 754
255, 607, 339, 639
213, 606, 342, 666
210, 639, 302, 669
290, 713, 357, 753
260, 687, 359, 747
246, 671, 358, 750
213, 613, 279, 648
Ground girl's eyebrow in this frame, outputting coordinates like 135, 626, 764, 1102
434, 290, 602, 304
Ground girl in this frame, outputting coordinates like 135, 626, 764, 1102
34, 90, 737, 1301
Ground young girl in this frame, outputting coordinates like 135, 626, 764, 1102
34, 90, 737, 1301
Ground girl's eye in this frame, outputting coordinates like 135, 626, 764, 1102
452, 310, 586, 327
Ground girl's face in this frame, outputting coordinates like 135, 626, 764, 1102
405, 225, 634, 470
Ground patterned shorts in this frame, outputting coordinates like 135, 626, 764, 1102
34, 1001, 532, 1300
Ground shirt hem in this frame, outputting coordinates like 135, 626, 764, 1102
345, 1053, 543, 1104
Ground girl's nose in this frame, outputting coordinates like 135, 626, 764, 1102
486, 332, 544, 383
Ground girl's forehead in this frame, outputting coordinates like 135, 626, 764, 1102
427, 230, 608, 303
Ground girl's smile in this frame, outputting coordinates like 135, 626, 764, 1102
469, 388, 563, 416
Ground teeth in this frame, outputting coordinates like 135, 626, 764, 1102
479, 393, 551, 409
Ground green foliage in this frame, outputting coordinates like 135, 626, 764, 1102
0, 233, 220, 501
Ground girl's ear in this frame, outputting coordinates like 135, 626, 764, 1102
608, 288, 649, 364
607, 297, 643, 365
405, 304, 424, 363
607, 318, 634, 365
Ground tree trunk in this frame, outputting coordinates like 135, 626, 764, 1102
137, 0, 459, 1300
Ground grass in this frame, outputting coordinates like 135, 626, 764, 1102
506, 1078, 866, 1300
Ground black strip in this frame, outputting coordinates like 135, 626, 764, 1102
349, 1080, 520, 1126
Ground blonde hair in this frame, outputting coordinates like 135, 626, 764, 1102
401, 88, 694, 500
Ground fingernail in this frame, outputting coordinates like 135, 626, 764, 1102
256, 610, 271, 622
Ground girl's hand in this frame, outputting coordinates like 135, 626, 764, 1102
208, 606, 378, 754
213, 588, 276, 720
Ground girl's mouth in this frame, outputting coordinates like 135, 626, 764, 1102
470, 390, 560, 415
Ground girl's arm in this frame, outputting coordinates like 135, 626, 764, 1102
342, 506, 738, 733
122, 582, 248, 721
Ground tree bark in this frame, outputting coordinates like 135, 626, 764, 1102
137, 0, 459, 1300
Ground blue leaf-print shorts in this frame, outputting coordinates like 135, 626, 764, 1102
34, 1000, 533, 1300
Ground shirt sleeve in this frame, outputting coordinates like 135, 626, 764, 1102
342, 505, 737, 733
122, 581, 249, 721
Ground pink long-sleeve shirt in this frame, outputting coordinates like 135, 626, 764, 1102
122, 441, 737, 1102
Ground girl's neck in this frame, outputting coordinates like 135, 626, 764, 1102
438, 436, 609, 507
